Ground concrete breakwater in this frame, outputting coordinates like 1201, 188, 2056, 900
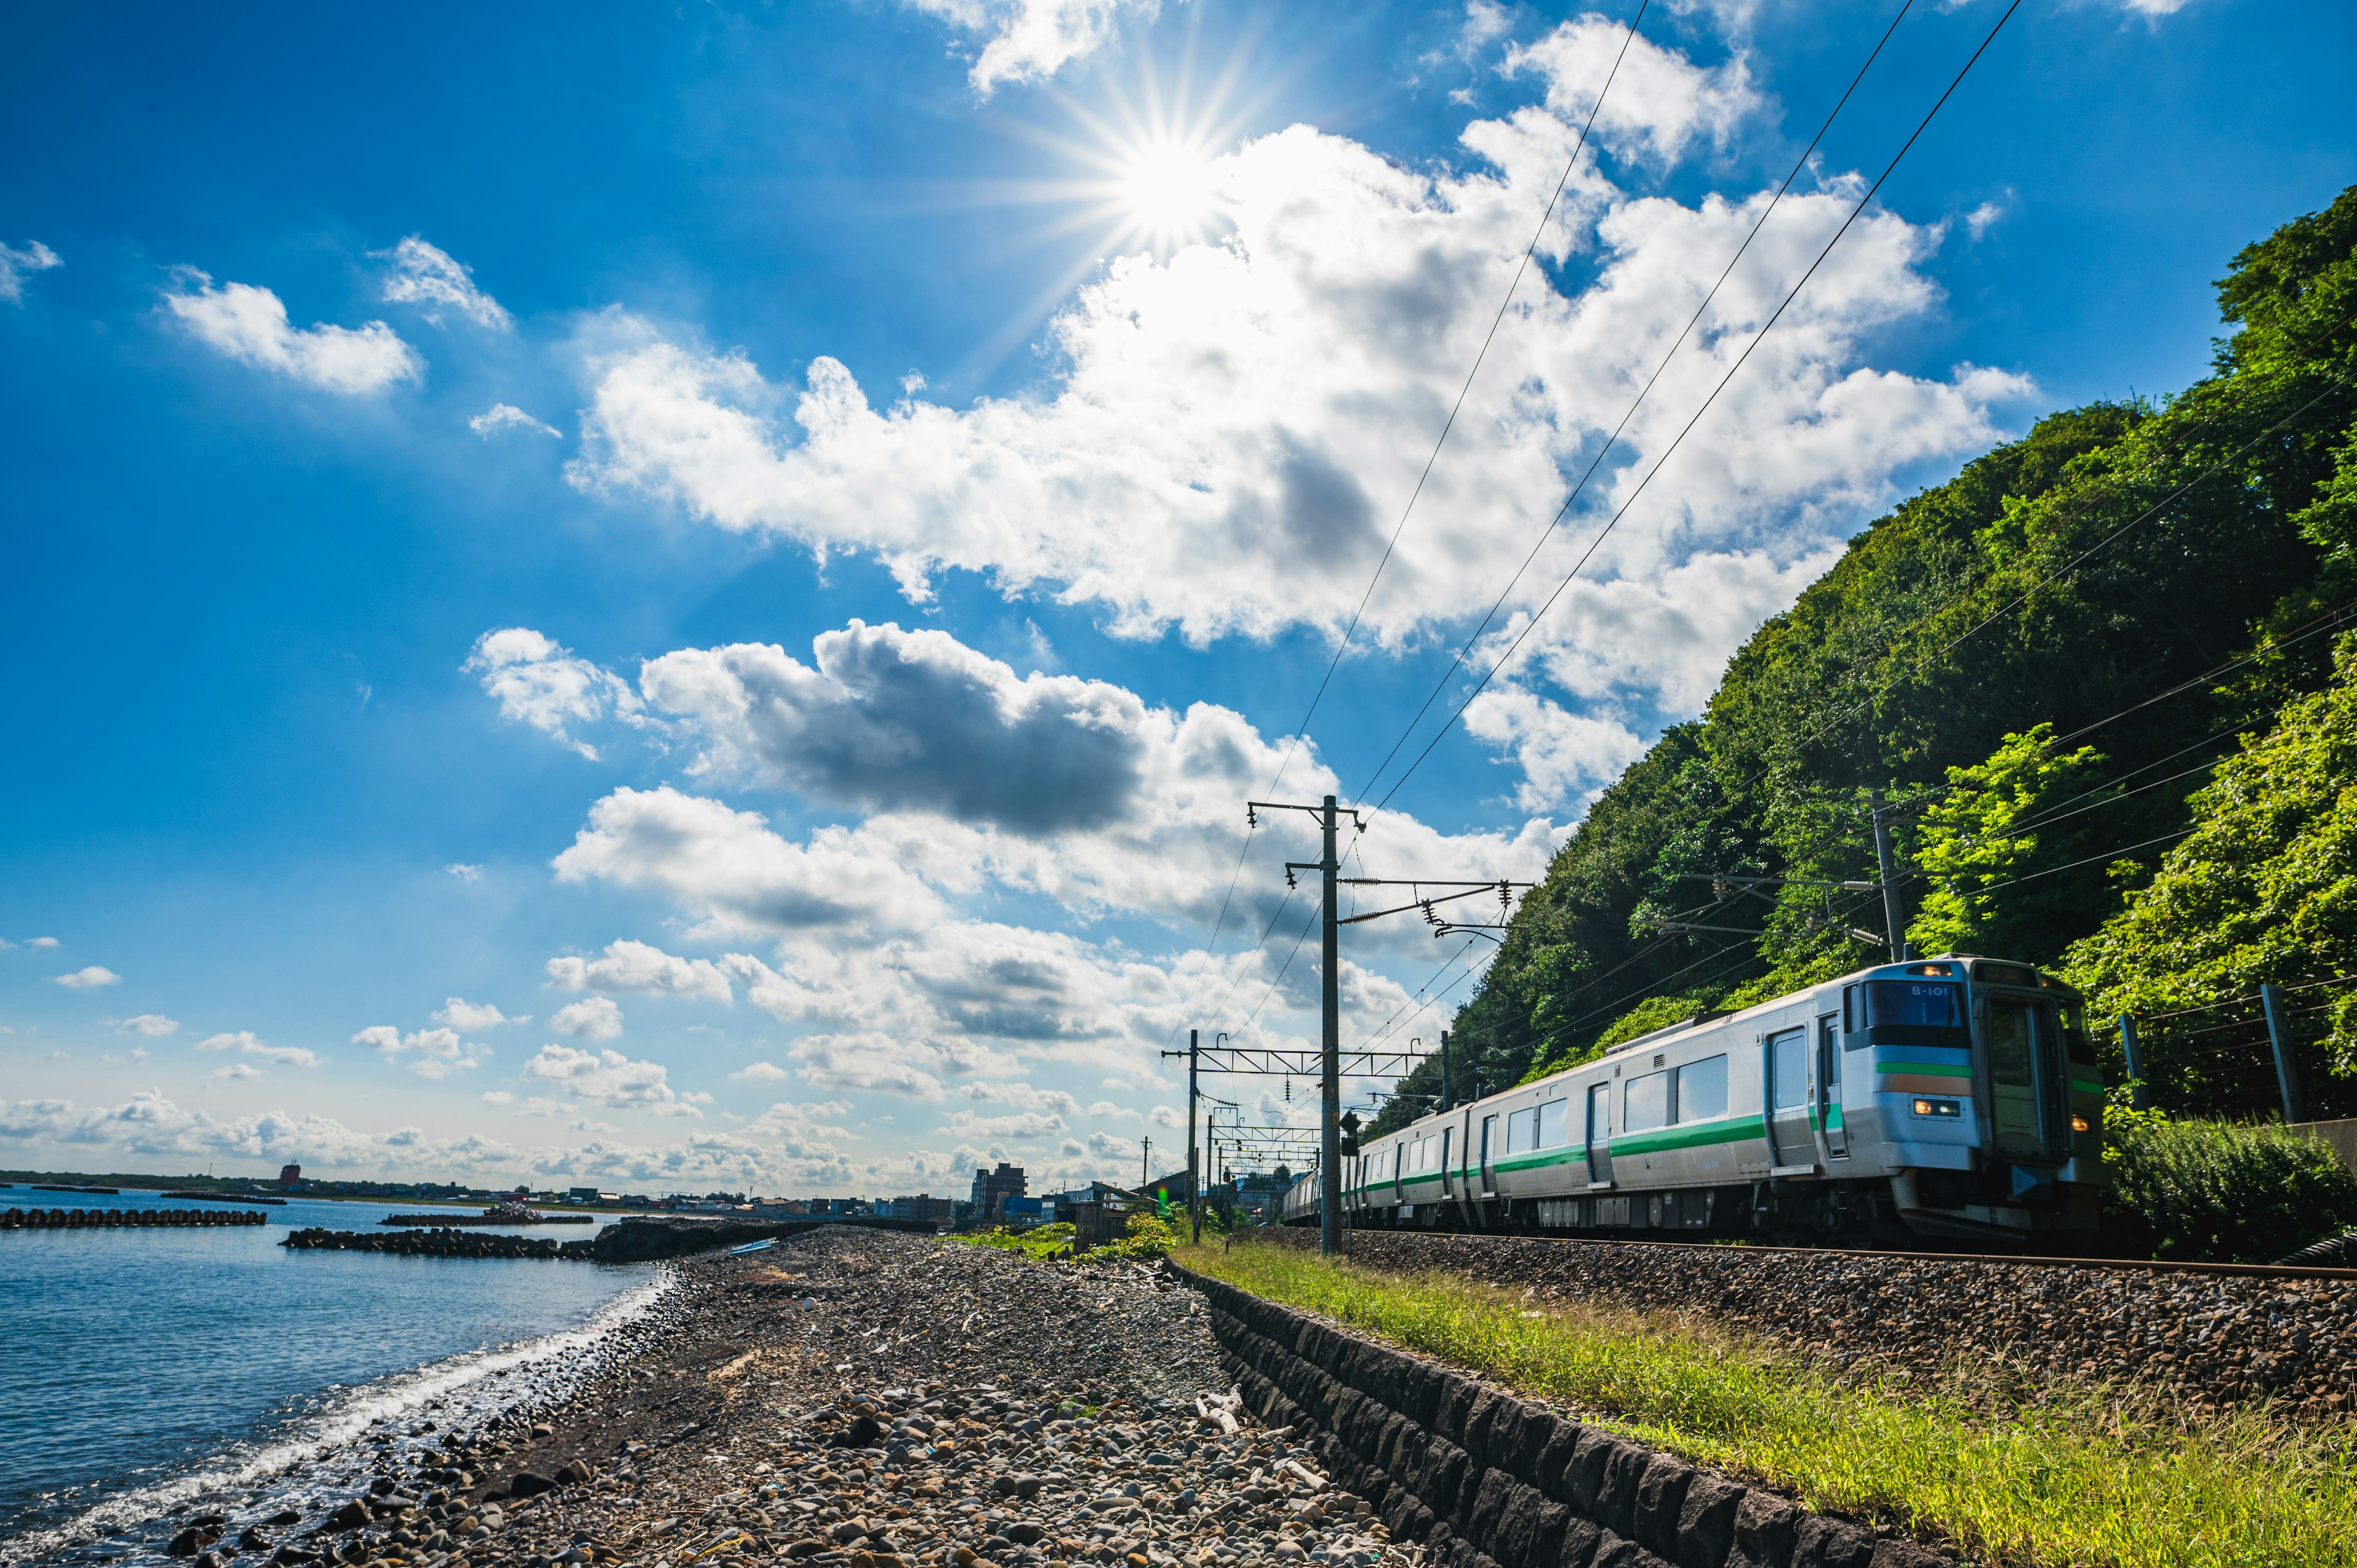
377, 1212, 595, 1227
2, 1205, 268, 1229
282, 1227, 599, 1259
1176, 1258, 1949, 1568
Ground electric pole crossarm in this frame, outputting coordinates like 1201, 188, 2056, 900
1337, 882, 1509, 925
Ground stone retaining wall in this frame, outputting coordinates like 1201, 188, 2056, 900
1171, 1261, 1951, 1568
0, 1205, 268, 1229
1244, 1227, 2356, 1418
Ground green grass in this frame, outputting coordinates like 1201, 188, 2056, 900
1182, 1241, 2356, 1568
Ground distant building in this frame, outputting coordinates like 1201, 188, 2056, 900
277, 1164, 302, 1191
970, 1162, 1026, 1222
881, 1194, 957, 1224
568, 1186, 601, 1203
998, 1195, 1051, 1229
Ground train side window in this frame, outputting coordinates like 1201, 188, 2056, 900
1506, 1107, 1538, 1154
1769, 1030, 1808, 1110
1625, 1070, 1670, 1132
1537, 1097, 1570, 1147
1675, 1055, 1728, 1121
1843, 984, 1855, 1034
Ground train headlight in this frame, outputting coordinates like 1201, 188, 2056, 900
2071, 1114, 2091, 1132
1910, 1097, 1962, 1119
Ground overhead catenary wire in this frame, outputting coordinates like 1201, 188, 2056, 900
1351, 0, 1920, 809
1163, 0, 1655, 1049
1366, 0, 2029, 819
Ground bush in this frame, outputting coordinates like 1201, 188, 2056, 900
1087, 1213, 1178, 1261
949, 1221, 1075, 1261
2102, 1114, 2357, 1262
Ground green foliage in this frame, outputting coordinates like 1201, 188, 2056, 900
2062, 634, 2357, 1107
1188, 1241, 2357, 1567
1088, 1211, 1179, 1261
949, 1221, 1076, 1261
2101, 1115, 2357, 1263
950, 1213, 1180, 1264
1906, 725, 2109, 961
1411, 188, 2357, 1122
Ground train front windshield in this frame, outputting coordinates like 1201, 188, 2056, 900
1862, 979, 1965, 1029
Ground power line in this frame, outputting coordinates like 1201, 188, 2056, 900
1351, 0, 1920, 808
1368, 0, 2028, 819
1161, 1, 1653, 1050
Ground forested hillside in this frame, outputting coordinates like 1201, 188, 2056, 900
1377, 186, 2357, 1136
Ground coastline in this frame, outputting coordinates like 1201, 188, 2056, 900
0, 1266, 684, 1568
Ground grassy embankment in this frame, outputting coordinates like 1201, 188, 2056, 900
1180, 1242, 2353, 1568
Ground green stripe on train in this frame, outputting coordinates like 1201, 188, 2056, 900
1610, 1112, 1769, 1158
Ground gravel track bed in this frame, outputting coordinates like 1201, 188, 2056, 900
220, 1229, 1414, 1568
1261, 1229, 2357, 1417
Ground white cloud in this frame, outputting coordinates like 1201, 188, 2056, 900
464, 627, 643, 761
729, 1060, 791, 1081
352, 1023, 484, 1079
1148, 1103, 1182, 1127
552, 996, 625, 1041
482, 1090, 516, 1105
445, 862, 484, 881
107, 1014, 180, 1037
899, 0, 1159, 95
376, 236, 513, 330
163, 271, 423, 395
521, 1043, 707, 1117
29, 937, 60, 948
2111, 0, 2197, 14
53, 966, 121, 989
567, 33, 2025, 713
433, 997, 522, 1030
470, 403, 562, 438
195, 1030, 320, 1068
546, 939, 733, 1003
1087, 1099, 1142, 1120
0, 239, 62, 304
210, 1062, 263, 1081
1964, 200, 2006, 241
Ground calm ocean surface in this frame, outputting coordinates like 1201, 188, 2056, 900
0, 1188, 666, 1567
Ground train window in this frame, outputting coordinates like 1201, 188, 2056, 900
1862, 980, 1965, 1030
1676, 1056, 1728, 1121
1843, 985, 1855, 1033
1973, 962, 2038, 988
1506, 1107, 1538, 1154
1625, 1070, 1670, 1132
1537, 1097, 1570, 1148
1769, 1030, 1807, 1110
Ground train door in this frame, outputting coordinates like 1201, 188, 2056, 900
1584, 1083, 1613, 1184
1765, 1027, 1813, 1168
1816, 1014, 1849, 1158
1478, 1114, 1499, 1199
1983, 996, 2054, 1161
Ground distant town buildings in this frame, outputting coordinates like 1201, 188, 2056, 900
970, 1162, 1026, 1223
277, 1164, 302, 1190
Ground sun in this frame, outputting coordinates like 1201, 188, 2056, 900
1118, 137, 1223, 247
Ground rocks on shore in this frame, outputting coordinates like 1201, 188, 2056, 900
281, 1227, 597, 1260
2, 1205, 267, 1229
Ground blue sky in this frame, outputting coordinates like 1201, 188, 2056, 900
2, 0, 2348, 1195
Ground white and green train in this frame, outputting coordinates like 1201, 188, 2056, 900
1283, 955, 2110, 1246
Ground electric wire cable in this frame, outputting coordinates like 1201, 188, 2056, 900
1366, 0, 2028, 819
1350, 0, 1919, 808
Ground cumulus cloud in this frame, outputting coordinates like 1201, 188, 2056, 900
195, 1030, 320, 1068
729, 1060, 791, 1081
107, 1014, 180, 1037
352, 1023, 484, 1078
433, 997, 522, 1030
53, 966, 121, 989
29, 937, 60, 948
0, 239, 61, 304
546, 939, 733, 1003
376, 236, 513, 330
163, 271, 423, 395
470, 403, 562, 438
446, 862, 484, 881
899, 0, 1159, 95
552, 996, 625, 1041
567, 25, 2024, 696
521, 1043, 708, 1117
465, 627, 644, 761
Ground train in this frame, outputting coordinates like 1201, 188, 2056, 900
1282, 954, 2108, 1246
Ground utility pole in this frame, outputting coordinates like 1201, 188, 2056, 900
1870, 791, 1910, 962
1161, 1029, 1210, 1242
1317, 795, 1342, 1254
1439, 1029, 1453, 1113
1141, 1135, 1152, 1191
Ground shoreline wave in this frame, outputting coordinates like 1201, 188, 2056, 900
0, 1266, 678, 1568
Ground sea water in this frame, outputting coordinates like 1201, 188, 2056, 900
0, 1188, 668, 1567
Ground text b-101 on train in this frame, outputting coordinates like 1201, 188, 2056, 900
1287, 956, 2108, 1247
